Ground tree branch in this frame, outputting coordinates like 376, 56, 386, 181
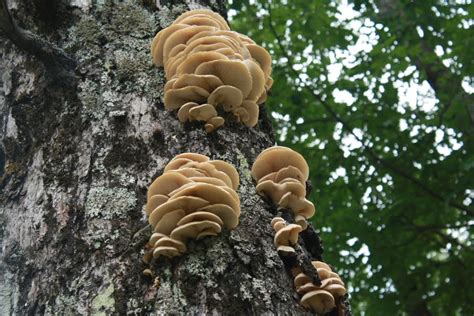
0, 0, 77, 82
265, 4, 474, 217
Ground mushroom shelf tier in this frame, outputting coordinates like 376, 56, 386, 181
144, 153, 240, 259
151, 9, 273, 132
293, 261, 347, 314
251, 146, 315, 227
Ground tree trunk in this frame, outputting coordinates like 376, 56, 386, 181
0, 1, 350, 314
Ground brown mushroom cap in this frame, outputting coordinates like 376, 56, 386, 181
256, 180, 306, 202
173, 153, 210, 162
247, 44, 272, 78
173, 9, 230, 31
278, 192, 316, 219
164, 86, 210, 111
205, 116, 225, 132
312, 261, 332, 271
294, 273, 311, 287
146, 194, 169, 215
295, 214, 308, 230
275, 166, 305, 184
207, 160, 240, 190
271, 217, 286, 232
151, 24, 188, 66
274, 224, 302, 247
207, 85, 243, 112
195, 60, 253, 99
197, 204, 239, 229
147, 172, 191, 200
317, 268, 332, 280
324, 284, 347, 297
188, 104, 218, 122
153, 246, 181, 258
240, 100, 259, 127
176, 51, 229, 76
173, 74, 223, 92
177, 102, 199, 122
297, 283, 319, 295
149, 232, 167, 245
149, 196, 209, 227
170, 220, 222, 241
177, 211, 224, 227
251, 146, 309, 182
243, 59, 266, 102
154, 209, 186, 235
178, 14, 223, 29
300, 290, 336, 314
154, 236, 187, 253
189, 176, 228, 187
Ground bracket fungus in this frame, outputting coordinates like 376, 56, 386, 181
143, 153, 240, 259
293, 261, 347, 314
271, 217, 301, 257
251, 146, 315, 226
151, 9, 273, 132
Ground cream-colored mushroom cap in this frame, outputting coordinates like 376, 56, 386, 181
274, 224, 302, 247
297, 283, 319, 295
312, 261, 332, 271
177, 102, 199, 123
324, 284, 347, 297
177, 211, 224, 227
171, 183, 240, 214
294, 273, 311, 287
149, 232, 167, 245
149, 196, 209, 227
153, 246, 181, 258
147, 172, 191, 200
256, 180, 306, 202
321, 277, 345, 287
154, 209, 186, 235
257, 89, 267, 105
154, 237, 187, 253
271, 217, 286, 232
251, 146, 309, 181
208, 85, 243, 112
178, 14, 223, 28
173, 153, 210, 162
277, 245, 296, 257
189, 176, 228, 187
188, 104, 218, 122
146, 194, 169, 215
170, 220, 222, 241
173, 9, 230, 31
243, 59, 266, 102
177, 162, 234, 188
197, 204, 239, 229
173, 74, 223, 92
275, 166, 306, 184
295, 214, 308, 230
208, 160, 240, 190
164, 78, 177, 93
317, 268, 332, 280
204, 116, 225, 133
164, 86, 209, 111
176, 51, 229, 76
185, 33, 241, 53
164, 158, 196, 171
151, 24, 188, 66
247, 44, 272, 77
300, 290, 336, 314
240, 100, 259, 127
195, 60, 253, 99
278, 192, 316, 219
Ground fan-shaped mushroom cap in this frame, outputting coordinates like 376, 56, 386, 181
274, 224, 302, 247
177, 102, 199, 122
251, 146, 309, 182
294, 273, 311, 287
321, 277, 345, 287
151, 24, 188, 66
197, 204, 239, 229
247, 44, 272, 77
185, 33, 241, 53
188, 104, 218, 122
177, 211, 224, 227
153, 246, 181, 258
164, 86, 209, 110
154, 236, 187, 253
189, 176, 227, 187
171, 183, 240, 214
256, 89, 267, 105
240, 100, 259, 127
146, 194, 169, 215
207, 85, 243, 111
295, 214, 308, 230
173, 153, 210, 162
176, 51, 229, 76
317, 268, 332, 280
164, 78, 177, 93
300, 290, 336, 314
173, 74, 223, 92
275, 166, 306, 184
178, 162, 234, 188
149, 196, 209, 227
279, 192, 316, 219
324, 284, 347, 297
174, 9, 230, 31
162, 25, 217, 64
164, 158, 195, 171
277, 245, 296, 257
154, 209, 186, 235
170, 220, 222, 241
312, 261, 332, 271
147, 172, 191, 200
178, 14, 223, 28
297, 283, 319, 295
265, 76, 274, 90
195, 60, 253, 99
207, 160, 239, 190
271, 217, 286, 232
149, 232, 167, 245
205, 116, 225, 133
243, 59, 266, 102
256, 180, 306, 202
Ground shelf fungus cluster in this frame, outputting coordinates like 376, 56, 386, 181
293, 261, 347, 314
271, 217, 302, 257
151, 9, 273, 132
251, 146, 315, 229
143, 153, 240, 259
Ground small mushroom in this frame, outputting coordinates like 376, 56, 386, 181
300, 290, 336, 314
207, 85, 243, 111
274, 224, 302, 247
170, 220, 222, 242
188, 104, 218, 122
154, 237, 187, 253
164, 86, 209, 111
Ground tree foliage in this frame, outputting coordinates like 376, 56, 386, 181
229, 0, 473, 314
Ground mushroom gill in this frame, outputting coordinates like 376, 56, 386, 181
143, 153, 240, 259
151, 9, 273, 132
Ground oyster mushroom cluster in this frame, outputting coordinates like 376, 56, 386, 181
144, 153, 240, 259
294, 261, 347, 314
251, 146, 315, 229
271, 217, 302, 256
151, 9, 273, 132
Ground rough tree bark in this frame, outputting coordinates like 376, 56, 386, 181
0, 1, 351, 314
